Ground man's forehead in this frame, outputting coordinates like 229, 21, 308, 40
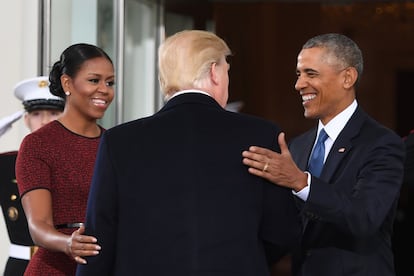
297, 47, 341, 69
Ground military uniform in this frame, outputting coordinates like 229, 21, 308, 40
0, 151, 36, 275
0, 76, 65, 275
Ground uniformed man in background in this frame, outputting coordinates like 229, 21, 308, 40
0, 76, 65, 275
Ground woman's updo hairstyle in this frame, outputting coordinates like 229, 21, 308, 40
49, 43, 113, 98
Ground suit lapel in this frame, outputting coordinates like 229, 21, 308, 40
320, 107, 366, 181
290, 129, 316, 171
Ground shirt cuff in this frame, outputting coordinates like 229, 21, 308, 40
292, 171, 311, 201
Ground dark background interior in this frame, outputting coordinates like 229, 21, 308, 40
165, 0, 414, 139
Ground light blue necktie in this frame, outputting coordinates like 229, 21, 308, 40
308, 129, 328, 177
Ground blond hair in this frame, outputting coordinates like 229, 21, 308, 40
158, 30, 231, 96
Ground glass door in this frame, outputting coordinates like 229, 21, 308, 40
43, 0, 163, 128
42, 0, 212, 128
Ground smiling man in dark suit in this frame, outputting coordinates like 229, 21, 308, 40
76, 30, 301, 276
242, 33, 405, 276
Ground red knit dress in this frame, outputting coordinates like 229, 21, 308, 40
16, 120, 103, 276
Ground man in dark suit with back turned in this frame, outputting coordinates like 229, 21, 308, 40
242, 33, 405, 276
76, 30, 301, 276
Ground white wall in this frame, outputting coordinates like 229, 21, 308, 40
0, 0, 39, 152
0, 0, 39, 272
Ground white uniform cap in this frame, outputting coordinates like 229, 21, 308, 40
14, 76, 65, 112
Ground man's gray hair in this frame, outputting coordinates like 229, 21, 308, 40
303, 33, 363, 81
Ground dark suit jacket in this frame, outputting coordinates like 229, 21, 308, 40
289, 107, 405, 276
76, 93, 301, 276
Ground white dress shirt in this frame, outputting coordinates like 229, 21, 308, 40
294, 100, 358, 201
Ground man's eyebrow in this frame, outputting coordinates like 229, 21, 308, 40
296, 68, 318, 74
303, 68, 318, 74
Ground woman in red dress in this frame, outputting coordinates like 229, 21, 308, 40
15, 43, 115, 275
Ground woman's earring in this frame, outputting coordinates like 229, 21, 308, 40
65, 91, 71, 96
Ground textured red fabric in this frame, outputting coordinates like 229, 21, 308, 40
16, 120, 103, 275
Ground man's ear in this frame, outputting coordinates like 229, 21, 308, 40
343, 67, 358, 89
210, 62, 219, 85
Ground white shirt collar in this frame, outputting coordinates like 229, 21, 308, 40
318, 99, 358, 141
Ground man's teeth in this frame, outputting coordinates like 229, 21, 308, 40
302, 94, 316, 101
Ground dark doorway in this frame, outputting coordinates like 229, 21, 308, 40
396, 70, 414, 137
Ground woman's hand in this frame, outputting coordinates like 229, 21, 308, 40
67, 225, 101, 264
